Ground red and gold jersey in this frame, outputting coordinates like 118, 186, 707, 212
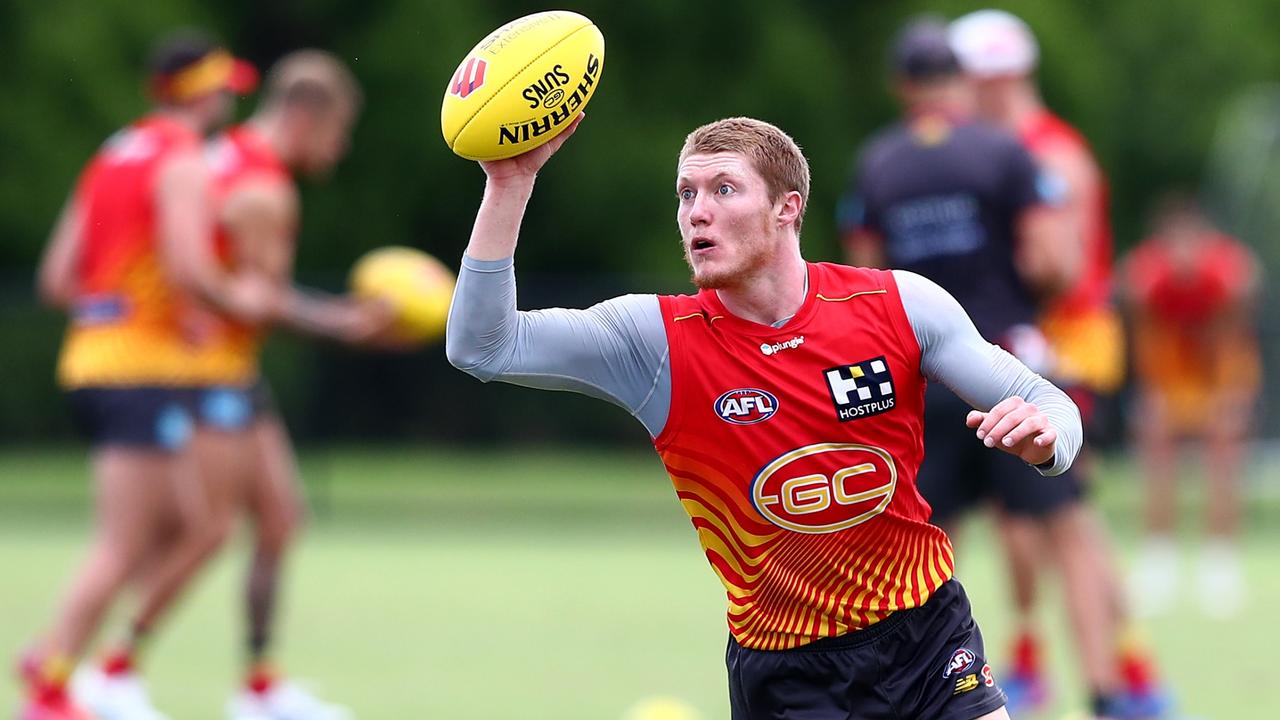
1126, 232, 1254, 326
655, 262, 954, 651
1020, 111, 1124, 393
196, 124, 294, 379
56, 115, 218, 387
1126, 233, 1260, 428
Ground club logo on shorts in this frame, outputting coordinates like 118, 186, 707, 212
714, 388, 779, 425
943, 648, 977, 679
954, 674, 980, 695
824, 356, 895, 422
982, 664, 995, 687
751, 443, 898, 534
450, 57, 487, 98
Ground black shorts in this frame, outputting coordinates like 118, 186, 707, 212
66, 381, 275, 451
66, 387, 197, 452
916, 386, 1083, 526
726, 579, 1005, 719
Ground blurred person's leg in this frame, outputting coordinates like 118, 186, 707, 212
38, 449, 174, 668
991, 441, 1172, 718
229, 407, 350, 720
242, 413, 305, 683
1195, 389, 1253, 619
124, 425, 251, 650
1130, 390, 1180, 618
990, 448, 1089, 713
1043, 503, 1124, 706
68, 423, 251, 720
993, 512, 1046, 705
19, 388, 195, 720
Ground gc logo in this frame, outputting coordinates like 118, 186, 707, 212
751, 443, 898, 534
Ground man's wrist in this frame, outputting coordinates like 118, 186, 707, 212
484, 174, 537, 197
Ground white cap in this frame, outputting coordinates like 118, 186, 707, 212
948, 9, 1039, 77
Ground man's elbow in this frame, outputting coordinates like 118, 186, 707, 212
36, 277, 72, 310
444, 331, 498, 381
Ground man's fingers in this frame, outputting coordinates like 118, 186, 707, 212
975, 396, 1025, 439
1000, 414, 1047, 448
981, 404, 1034, 447
977, 397, 1040, 443
542, 114, 585, 156
965, 410, 985, 428
1033, 427, 1058, 448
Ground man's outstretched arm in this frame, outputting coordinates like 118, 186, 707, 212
445, 118, 672, 437
895, 269, 1082, 475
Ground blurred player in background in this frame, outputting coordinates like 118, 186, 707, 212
72, 50, 385, 720
448, 114, 1087, 719
1122, 193, 1260, 620
842, 16, 1157, 719
948, 9, 1172, 718
21, 32, 271, 720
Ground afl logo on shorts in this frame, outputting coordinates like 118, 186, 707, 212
714, 388, 779, 425
943, 648, 977, 679
751, 443, 898, 534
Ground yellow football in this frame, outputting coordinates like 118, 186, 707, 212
348, 247, 455, 345
441, 10, 604, 160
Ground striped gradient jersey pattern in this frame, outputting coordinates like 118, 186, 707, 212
56, 115, 205, 387
655, 262, 955, 651
200, 124, 295, 382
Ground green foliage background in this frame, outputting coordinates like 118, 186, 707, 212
1, 0, 1277, 442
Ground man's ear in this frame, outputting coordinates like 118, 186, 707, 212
777, 190, 803, 229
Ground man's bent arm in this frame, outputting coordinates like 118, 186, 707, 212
894, 270, 1082, 475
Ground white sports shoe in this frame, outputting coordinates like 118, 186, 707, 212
69, 666, 170, 720
1197, 537, 1246, 620
1129, 536, 1179, 618
227, 681, 352, 720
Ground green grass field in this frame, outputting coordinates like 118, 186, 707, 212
1, 446, 1276, 719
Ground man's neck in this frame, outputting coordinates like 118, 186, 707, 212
992, 81, 1044, 134
154, 106, 205, 135
715, 251, 808, 326
247, 114, 291, 166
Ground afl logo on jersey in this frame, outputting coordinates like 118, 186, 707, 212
752, 442, 898, 534
714, 388, 779, 425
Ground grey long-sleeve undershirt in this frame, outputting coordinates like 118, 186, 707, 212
446, 256, 1081, 475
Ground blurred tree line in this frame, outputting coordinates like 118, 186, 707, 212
1, 0, 1278, 445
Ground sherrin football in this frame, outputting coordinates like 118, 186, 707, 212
441, 10, 604, 160
348, 247, 455, 345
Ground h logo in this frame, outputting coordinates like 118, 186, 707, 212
824, 356, 896, 422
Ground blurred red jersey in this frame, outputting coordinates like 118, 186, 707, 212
1021, 110, 1113, 315
57, 115, 214, 387
1126, 232, 1253, 325
1021, 111, 1124, 395
655, 263, 954, 651
1125, 232, 1260, 430
198, 124, 294, 381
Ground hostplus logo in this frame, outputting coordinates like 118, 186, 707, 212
824, 355, 896, 422
760, 335, 804, 356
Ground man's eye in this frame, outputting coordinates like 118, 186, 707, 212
679, 189, 694, 201
717, 184, 733, 195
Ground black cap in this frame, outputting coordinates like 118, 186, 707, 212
890, 16, 959, 81
146, 28, 258, 101
148, 29, 220, 76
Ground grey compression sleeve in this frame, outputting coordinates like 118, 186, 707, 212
444, 255, 671, 436
445, 256, 1081, 474
893, 269, 1083, 475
